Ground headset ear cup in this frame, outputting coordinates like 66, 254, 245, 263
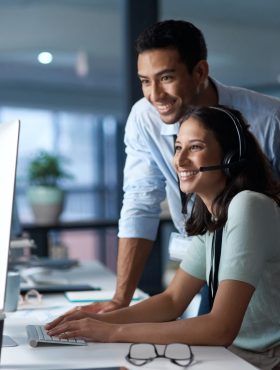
223, 150, 239, 177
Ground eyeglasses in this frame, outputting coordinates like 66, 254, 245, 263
126, 343, 194, 367
19, 289, 43, 306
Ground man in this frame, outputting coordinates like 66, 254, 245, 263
83, 20, 280, 313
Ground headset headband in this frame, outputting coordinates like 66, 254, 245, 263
209, 106, 246, 161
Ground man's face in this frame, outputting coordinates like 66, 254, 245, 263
137, 48, 204, 124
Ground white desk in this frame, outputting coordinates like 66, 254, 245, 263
1, 261, 258, 370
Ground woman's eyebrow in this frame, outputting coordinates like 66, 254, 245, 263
176, 138, 206, 144
189, 139, 206, 143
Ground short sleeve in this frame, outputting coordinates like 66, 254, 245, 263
180, 234, 206, 281
219, 191, 277, 287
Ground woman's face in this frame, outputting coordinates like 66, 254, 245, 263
173, 116, 227, 211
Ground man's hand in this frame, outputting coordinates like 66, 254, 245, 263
80, 299, 128, 314
67, 299, 128, 315
45, 237, 154, 332
91, 238, 153, 313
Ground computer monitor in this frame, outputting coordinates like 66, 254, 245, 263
0, 120, 20, 361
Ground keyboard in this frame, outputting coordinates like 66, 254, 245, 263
26, 324, 87, 347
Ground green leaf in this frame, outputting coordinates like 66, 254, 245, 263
27, 150, 73, 187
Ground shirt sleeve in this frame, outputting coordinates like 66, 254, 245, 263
118, 103, 166, 240
180, 234, 206, 281
219, 191, 275, 287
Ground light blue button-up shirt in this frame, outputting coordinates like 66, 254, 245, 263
118, 78, 280, 241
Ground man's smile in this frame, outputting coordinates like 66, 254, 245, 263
153, 99, 177, 115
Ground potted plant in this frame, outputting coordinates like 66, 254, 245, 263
27, 150, 73, 225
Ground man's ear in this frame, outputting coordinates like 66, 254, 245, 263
193, 60, 209, 85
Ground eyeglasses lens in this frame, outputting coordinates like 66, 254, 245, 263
165, 343, 192, 366
129, 344, 157, 365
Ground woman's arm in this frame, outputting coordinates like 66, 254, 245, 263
112, 279, 254, 345
102, 269, 205, 323
47, 278, 254, 346
46, 269, 204, 330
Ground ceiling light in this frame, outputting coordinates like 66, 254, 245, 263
37, 52, 53, 64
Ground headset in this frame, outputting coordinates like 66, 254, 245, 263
199, 106, 247, 177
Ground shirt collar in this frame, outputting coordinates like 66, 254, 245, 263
160, 121, 179, 136
210, 77, 232, 105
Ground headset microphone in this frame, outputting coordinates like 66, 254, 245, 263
199, 164, 226, 172
199, 159, 246, 173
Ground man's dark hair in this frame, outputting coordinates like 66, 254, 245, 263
136, 20, 207, 73
180, 105, 280, 235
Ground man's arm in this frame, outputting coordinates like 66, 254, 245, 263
111, 237, 153, 307
74, 103, 165, 314
72, 237, 154, 314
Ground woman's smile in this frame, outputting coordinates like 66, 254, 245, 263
178, 170, 199, 181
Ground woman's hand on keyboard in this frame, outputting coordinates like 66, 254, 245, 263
45, 307, 98, 331
45, 301, 127, 333
45, 311, 119, 342
45, 296, 131, 331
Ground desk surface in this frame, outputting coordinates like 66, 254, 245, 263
2, 261, 257, 370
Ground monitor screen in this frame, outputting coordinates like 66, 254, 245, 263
0, 120, 20, 364
0, 120, 20, 312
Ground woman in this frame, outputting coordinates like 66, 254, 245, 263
46, 106, 280, 369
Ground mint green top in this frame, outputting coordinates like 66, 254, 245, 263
180, 190, 280, 351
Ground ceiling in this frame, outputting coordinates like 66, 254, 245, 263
0, 0, 279, 114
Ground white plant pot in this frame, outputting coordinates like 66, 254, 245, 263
27, 186, 64, 225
